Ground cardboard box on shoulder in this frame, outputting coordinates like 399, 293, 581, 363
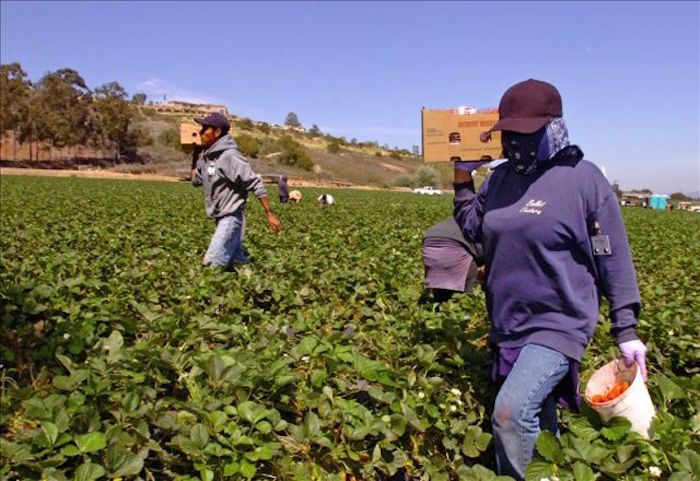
421, 106, 502, 163
180, 122, 201, 149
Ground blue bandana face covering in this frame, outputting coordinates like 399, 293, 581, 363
502, 128, 546, 174
503, 117, 570, 175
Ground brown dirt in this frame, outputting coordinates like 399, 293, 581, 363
1, 167, 182, 182
0, 167, 414, 192
379, 162, 408, 173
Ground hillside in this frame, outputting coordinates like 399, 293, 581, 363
118, 108, 465, 189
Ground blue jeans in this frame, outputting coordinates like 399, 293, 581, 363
492, 344, 570, 480
203, 212, 248, 268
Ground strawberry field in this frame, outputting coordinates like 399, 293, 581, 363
1, 175, 698, 481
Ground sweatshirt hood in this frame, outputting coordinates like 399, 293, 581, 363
204, 134, 238, 156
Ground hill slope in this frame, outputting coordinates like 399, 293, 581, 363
122, 109, 465, 188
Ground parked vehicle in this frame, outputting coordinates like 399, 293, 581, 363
413, 186, 444, 196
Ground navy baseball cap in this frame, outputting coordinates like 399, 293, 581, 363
194, 112, 230, 130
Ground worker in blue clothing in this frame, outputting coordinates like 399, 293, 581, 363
453, 79, 648, 480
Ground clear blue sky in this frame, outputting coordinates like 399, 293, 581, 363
1, 1, 698, 193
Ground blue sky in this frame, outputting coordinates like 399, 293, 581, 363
1, 1, 698, 193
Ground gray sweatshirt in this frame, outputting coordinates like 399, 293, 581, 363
192, 135, 267, 219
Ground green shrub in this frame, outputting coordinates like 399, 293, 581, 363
375, 151, 383, 157
276, 135, 314, 171
395, 174, 415, 187
415, 165, 438, 186
235, 133, 260, 158
327, 142, 340, 154
142, 107, 158, 118
390, 151, 401, 160
133, 127, 153, 147
158, 128, 180, 149
257, 122, 271, 135
393, 165, 439, 188
236, 118, 254, 131
309, 124, 321, 137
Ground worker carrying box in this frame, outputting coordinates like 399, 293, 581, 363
421, 106, 503, 163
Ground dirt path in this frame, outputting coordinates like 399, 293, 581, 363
1, 167, 182, 182
0, 167, 414, 192
379, 162, 407, 173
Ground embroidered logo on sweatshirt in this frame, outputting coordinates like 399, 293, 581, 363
519, 199, 546, 215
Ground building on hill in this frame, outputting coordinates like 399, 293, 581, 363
283, 124, 306, 133
149, 100, 229, 116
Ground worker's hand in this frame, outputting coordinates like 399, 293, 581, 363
454, 161, 488, 183
456, 160, 490, 172
266, 211, 281, 235
619, 339, 648, 382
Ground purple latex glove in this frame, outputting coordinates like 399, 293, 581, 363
619, 340, 648, 382
455, 160, 491, 172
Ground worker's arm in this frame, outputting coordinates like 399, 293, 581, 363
190, 146, 203, 184
258, 196, 281, 235
453, 162, 489, 243
191, 160, 203, 187
219, 149, 280, 234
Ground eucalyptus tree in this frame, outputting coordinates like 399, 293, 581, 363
34, 68, 92, 159
94, 81, 135, 159
0, 63, 32, 160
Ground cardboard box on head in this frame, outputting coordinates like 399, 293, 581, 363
421, 107, 503, 163
180, 123, 201, 152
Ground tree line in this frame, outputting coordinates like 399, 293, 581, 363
0, 63, 150, 161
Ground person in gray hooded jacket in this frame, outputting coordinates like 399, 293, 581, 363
192, 113, 281, 268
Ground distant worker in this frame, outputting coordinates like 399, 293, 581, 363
453, 79, 647, 480
421, 217, 483, 304
289, 190, 303, 203
278, 175, 289, 203
192, 113, 281, 268
316, 193, 335, 205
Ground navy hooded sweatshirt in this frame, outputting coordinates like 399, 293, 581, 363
454, 146, 641, 361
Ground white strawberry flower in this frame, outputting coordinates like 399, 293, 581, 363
450, 388, 462, 396
63, 333, 70, 340
418, 391, 425, 399
450, 404, 457, 412
649, 466, 662, 478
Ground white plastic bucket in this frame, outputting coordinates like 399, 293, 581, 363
584, 358, 655, 439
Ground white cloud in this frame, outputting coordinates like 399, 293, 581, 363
135, 77, 224, 105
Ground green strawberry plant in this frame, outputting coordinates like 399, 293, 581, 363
1, 176, 698, 480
